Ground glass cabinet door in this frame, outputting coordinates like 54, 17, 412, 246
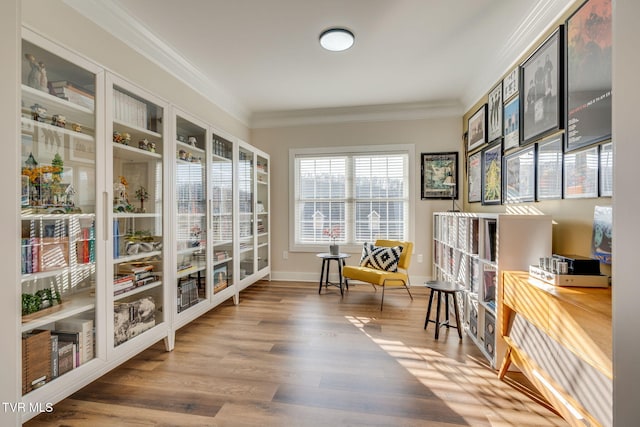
211, 134, 234, 293
20, 37, 99, 394
238, 145, 255, 280
110, 80, 165, 347
256, 154, 269, 273
175, 116, 207, 312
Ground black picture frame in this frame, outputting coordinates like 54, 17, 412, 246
468, 104, 487, 151
421, 152, 458, 200
536, 135, 564, 200
564, 145, 599, 198
503, 96, 520, 151
503, 67, 519, 100
467, 151, 482, 203
482, 142, 502, 205
521, 27, 564, 144
503, 146, 536, 204
487, 83, 503, 142
565, 0, 612, 152
599, 142, 613, 197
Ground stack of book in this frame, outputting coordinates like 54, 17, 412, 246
113, 89, 148, 128
48, 80, 95, 111
114, 263, 157, 296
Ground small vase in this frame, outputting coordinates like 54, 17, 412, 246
329, 245, 340, 256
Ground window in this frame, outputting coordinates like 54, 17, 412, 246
290, 145, 414, 251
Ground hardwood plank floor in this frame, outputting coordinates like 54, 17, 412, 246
26, 281, 568, 426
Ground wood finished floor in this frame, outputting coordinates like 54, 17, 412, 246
26, 281, 568, 426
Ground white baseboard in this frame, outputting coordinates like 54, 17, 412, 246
270, 270, 429, 287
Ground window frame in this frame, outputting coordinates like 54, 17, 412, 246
289, 144, 415, 253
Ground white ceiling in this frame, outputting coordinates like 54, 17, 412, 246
65, 0, 573, 127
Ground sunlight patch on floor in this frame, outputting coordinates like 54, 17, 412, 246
344, 314, 563, 427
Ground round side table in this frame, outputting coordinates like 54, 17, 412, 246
316, 253, 350, 296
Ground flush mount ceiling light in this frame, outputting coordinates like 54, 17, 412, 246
319, 28, 355, 52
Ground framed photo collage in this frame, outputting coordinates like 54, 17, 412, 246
465, 0, 612, 205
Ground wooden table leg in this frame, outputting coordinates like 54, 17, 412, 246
498, 346, 513, 380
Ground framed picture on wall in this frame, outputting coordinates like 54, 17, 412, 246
536, 135, 563, 200
482, 142, 502, 205
503, 97, 520, 150
599, 142, 613, 197
503, 146, 535, 204
566, 0, 612, 152
467, 151, 482, 203
521, 27, 564, 144
503, 67, 519, 100
468, 104, 487, 151
487, 83, 503, 142
564, 145, 598, 198
421, 152, 458, 199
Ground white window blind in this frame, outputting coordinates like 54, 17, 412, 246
293, 147, 410, 249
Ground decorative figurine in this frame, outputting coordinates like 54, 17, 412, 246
71, 123, 83, 133
135, 186, 149, 213
25, 53, 48, 92
188, 136, 197, 147
30, 103, 47, 122
138, 139, 149, 150
148, 142, 156, 153
51, 114, 66, 128
178, 149, 187, 160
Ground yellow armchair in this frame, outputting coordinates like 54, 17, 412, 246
342, 239, 414, 310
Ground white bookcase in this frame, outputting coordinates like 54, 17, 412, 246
432, 212, 551, 368
13, 29, 270, 424
237, 140, 271, 291
106, 73, 171, 356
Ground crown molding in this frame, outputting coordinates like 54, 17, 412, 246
63, 0, 251, 126
462, 0, 575, 111
250, 100, 463, 129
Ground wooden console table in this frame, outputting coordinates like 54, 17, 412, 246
499, 271, 611, 427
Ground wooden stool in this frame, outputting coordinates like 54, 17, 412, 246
424, 280, 463, 340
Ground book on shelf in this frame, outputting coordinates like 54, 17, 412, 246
118, 263, 154, 275
57, 341, 74, 376
113, 220, 119, 259
48, 80, 95, 110
484, 219, 497, 262
52, 331, 81, 368
55, 318, 94, 365
50, 334, 58, 379
114, 296, 156, 345
482, 266, 497, 303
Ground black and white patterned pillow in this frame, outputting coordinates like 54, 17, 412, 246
359, 243, 403, 272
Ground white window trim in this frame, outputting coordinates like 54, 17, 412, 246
289, 144, 415, 253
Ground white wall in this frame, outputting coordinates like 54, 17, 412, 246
612, 0, 640, 425
251, 116, 461, 283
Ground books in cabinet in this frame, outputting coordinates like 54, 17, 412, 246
55, 317, 94, 365
57, 341, 75, 376
114, 296, 156, 346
